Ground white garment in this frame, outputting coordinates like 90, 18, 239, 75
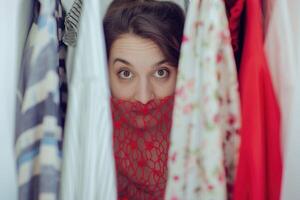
264, 0, 300, 199
59, 0, 117, 199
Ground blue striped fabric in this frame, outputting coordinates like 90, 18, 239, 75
15, 0, 65, 199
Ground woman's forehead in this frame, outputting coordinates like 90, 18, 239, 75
110, 34, 166, 67
112, 34, 159, 51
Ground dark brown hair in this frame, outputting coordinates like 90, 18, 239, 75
103, 0, 185, 67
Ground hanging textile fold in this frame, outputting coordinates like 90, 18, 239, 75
15, 0, 64, 199
165, 0, 240, 199
264, 0, 300, 199
59, 0, 117, 199
233, 0, 282, 199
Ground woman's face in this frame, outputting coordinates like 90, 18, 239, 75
108, 34, 177, 104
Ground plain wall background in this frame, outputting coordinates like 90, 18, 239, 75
0, 0, 18, 199
0, 0, 33, 199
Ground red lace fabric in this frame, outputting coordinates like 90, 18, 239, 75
111, 96, 174, 200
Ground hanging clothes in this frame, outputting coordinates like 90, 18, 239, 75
225, 0, 245, 67
233, 0, 282, 200
15, 0, 64, 199
262, 0, 276, 34
165, 0, 240, 199
59, 0, 117, 199
264, 0, 300, 199
61, 0, 112, 18
56, 0, 68, 128
62, 0, 82, 46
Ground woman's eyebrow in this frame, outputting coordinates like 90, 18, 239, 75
113, 58, 170, 68
113, 58, 133, 67
152, 59, 168, 68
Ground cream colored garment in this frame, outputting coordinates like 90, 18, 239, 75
265, 0, 300, 199
60, 0, 117, 199
165, 0, 240, 199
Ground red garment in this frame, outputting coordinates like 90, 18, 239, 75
111, 96, 174, 200
233, 0, 282, 200
226, 0, 245, 54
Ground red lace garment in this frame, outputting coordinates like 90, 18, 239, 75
111, 96, 174, 200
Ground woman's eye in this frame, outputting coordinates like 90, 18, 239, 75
118, 70, 133, 79
154, 69, 169, 78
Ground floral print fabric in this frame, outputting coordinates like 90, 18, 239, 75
165, 0, 240, 199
